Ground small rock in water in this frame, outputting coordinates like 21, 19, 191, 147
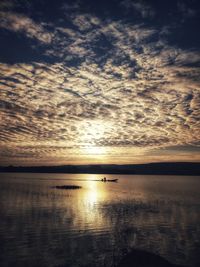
54, 185, 82, 190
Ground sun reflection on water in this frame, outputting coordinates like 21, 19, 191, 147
84, 175, 106, 205
76, 175, 109, 228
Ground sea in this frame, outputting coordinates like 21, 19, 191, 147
0, 173, 200, 267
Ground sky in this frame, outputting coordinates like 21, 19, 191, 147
0, 0, 200, 166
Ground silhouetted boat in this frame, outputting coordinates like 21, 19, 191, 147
101, 178, 118, 182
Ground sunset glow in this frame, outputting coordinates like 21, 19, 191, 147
0, 0, 200, 166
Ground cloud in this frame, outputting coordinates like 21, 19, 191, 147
0, 0, 14, 10
1, 41, 200, 164
177, 1, 197, 21
0, 2, 200, 165
0, 11, 52, 43
120, 0, 155, 18
71, 14, 101, 31
61, 1, 81, 12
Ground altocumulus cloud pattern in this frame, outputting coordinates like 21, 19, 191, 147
0, 0, 200, 165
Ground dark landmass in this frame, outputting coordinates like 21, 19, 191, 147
54, 185, 82, 190
0, 162, 200, 175
116, 249, 185, 267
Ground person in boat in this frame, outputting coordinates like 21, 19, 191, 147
102, 177, 106, 182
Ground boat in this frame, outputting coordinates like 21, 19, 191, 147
101, 178, 118, 182
107, 179, 118, 182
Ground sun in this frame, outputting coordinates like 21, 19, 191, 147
83, 145, 107, 156
77, 120, 112, 158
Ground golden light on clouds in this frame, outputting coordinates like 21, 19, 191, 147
78, 120, 111, 146
0, 0, 200, 165
77, 120, 110, 160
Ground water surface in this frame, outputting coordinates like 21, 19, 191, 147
0, 173, 200, 267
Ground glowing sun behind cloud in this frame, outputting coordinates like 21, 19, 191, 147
77, 120, 112, 159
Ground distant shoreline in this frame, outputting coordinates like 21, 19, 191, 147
0, 162, 200, 176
